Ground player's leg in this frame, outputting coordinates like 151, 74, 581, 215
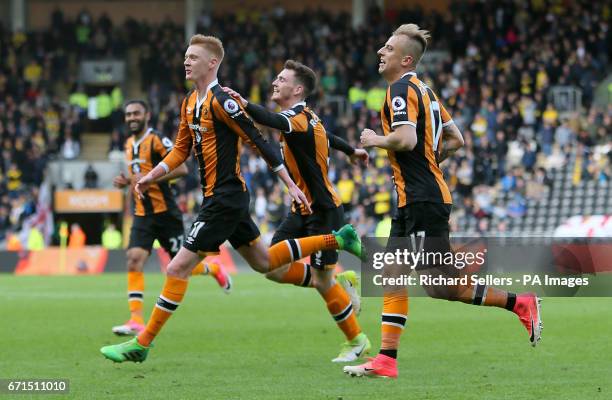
100, 246, 202, 363
111, 216, 155, 336
416, 203, 542, 346
155, 212, 232, 293
306, 208, 370, 362
314, 207, 362, 315
264, 213, 314, 287
197, 256, 232, 294
344, 208, 410, 378
101, 208, 233, 363
111, 247, 149, 335
312, 264, 371, 363
237, 224, 361, 273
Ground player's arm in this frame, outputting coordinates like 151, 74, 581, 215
328, 132, 354, 155
135, 100, 192, 197
328, 132, 369, 166
437, 102, 464, 163
360, 124, 417, 151
360, 83, 417, 151
154, 162, 188, 183
215, 96, 311, 212
221, 86, 292, 131
437, 124, 464, 163
112, 172, 130, 188
113, 142, 133, 189
245, 102, 292, 131
150, 134, 190, 183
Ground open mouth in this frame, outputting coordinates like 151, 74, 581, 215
379, 58, 386, 68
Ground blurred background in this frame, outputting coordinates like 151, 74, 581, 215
0, 0, 610, 273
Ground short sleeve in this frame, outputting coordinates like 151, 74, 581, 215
389, 83, 417, 129
280, 109, 309, 133
440, 102, 454, 127
153, 134, 174, 158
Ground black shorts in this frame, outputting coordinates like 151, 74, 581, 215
128, 210, 185, 258
183, 191, 260, 254
389, 202, 452, 269
271, 206, 344, 270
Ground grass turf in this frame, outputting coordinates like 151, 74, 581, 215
1, 273, 610, 399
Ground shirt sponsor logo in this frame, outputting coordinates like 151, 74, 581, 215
188, 124, 207, 132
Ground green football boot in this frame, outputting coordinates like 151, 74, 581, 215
333, 224, 365, 261
100, 337, 150, 363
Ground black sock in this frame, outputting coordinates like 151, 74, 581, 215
379, 349, 397, 359
505, 293, 517, 311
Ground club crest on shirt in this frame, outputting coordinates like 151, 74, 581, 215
392, 96, 406, 111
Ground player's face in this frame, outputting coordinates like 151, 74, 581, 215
377, 35, 410, 78
124, 103, 149, 134
184, 45, 212, 81
271, 69, 297, 103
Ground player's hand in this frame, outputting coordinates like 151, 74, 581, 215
221, 86, 247, 107
112, 172, 130, 189
349, 148, 369, 167
134, 174, 154, 199
360, 128, 378, 148
131, 172, 143, 185
288, 184, 312, 214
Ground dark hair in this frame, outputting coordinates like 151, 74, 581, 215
124, 99, 149, 113
284, 59, 317, 98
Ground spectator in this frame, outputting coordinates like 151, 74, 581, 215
61, 131, 80, 160
555, 120, 574, 147
83, 164, 98, 189
68, 223, 86, 248
108, 129, 124, 153
101, 223, 122, 249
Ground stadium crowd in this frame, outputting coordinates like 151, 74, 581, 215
1, 0, 610, 244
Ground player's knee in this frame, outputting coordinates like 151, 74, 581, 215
265, 270, 282, 282
423, 284, 455, 301
166, 261, 189, 277
311, 268, 333, 293
250, 251, 270, 273
252, 262, 268, 274
126, 248, 147, 272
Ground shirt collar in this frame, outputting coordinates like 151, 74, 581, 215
196, 79, 219, 106
133, 127, 153, 148
287, 101, 306, 110
400, 71, 416, 80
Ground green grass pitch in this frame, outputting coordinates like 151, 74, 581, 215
1, 273, 610, 399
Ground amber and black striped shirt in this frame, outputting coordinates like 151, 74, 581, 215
160, 80, 283, 198
125, 128, 179, 216
246, 101, 342, 215
381, 71, 454, 207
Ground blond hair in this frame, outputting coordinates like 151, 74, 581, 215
393, 24, 431, 65
189, 34, 225, 62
